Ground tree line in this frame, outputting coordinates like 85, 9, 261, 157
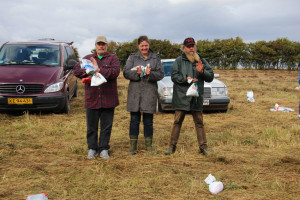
87, 37, 300, 70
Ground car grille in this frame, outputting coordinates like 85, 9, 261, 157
203, 87, 211, 98
0, 84, 44, 95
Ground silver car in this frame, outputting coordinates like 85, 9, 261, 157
157, 59, 230, 112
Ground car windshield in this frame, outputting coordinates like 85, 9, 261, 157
0, 44, 60, 66
162, 61, 174, 76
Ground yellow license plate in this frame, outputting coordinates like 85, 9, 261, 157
8, 98, 33, 104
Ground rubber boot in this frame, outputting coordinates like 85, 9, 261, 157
145, 136, 154, 152
128, 135, 138, 155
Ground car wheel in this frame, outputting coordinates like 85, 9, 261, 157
73, 81, 78, 98
61, 92, 70, 114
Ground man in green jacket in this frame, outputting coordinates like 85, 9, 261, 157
165, 37, 214, 156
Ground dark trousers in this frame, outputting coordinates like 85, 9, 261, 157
129, 112, 153, 137
169, 110, 207, 150
86, 107, 115, 152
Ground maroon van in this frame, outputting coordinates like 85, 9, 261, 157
0, 39, 78, 114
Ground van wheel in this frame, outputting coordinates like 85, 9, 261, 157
61, 92, 70, 114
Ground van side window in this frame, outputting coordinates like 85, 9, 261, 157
63, 47, 68, 65
66, 46, 75, 59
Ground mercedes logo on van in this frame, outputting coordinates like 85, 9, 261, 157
16, 85, 26, 94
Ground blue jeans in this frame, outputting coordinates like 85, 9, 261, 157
129, 112, 153, 137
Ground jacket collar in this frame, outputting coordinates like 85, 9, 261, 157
182, 53, 188, 60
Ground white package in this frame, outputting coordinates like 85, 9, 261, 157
81, 59, 98, 71
209, 181, 224, 194
91, 72, 107, 86
247, 91, 255, 102
186, 83, 199, 97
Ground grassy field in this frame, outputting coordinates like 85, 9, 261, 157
0, 69, 299, 200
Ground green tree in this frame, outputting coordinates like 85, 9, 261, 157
149, 39, 181, 59
273, 38, 299, 70
115, 41, 137, 67
249, 41, 276, 69
71, 46, 80, 61
218, 37, 247, 69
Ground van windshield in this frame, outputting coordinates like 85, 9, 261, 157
0, 44, 60, 66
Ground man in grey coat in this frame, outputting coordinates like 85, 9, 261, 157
123, 36, 164, 155
165, 37, 214, 156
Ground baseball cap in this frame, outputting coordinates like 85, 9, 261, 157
95, 36, 108, 44
183, 37, 195, 46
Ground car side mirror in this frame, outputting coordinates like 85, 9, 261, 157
64, 59, 78, 70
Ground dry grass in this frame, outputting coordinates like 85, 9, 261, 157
0, 69, 299, 200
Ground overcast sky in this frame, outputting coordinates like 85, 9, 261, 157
0, 0, 299, 57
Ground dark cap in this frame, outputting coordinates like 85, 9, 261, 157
183, 37, 195, 46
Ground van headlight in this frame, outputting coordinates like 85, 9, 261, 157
211, 87, 228, 96
44, 82, 64, 93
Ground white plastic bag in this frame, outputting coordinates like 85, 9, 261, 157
209, 181, 224, 194
204, 174, 224, 195
247, 91, 255, 102
80, 59, 98, 71
26, 193, 48, 200
186, 83, 199, 97
91, 72, 107, 86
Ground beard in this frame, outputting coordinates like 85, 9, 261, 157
185, 51, 200, 63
